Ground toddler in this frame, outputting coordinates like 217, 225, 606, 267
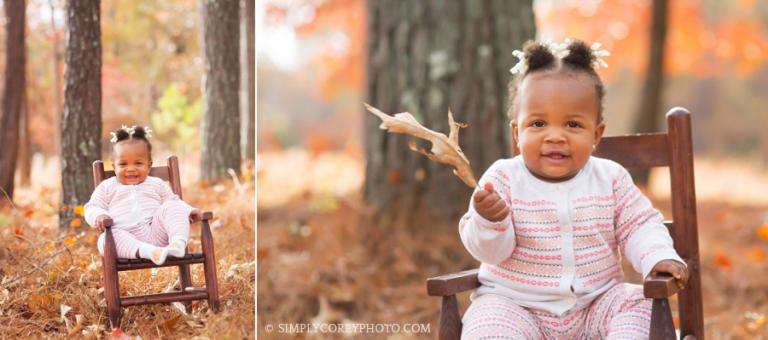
459, 40, 689, 339
84, 125, 203, 265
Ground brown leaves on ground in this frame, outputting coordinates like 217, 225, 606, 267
0, 179, 254, 338
258, 150, 768, 338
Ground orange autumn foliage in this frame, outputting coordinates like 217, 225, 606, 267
538, 0, 768, 79
265, 0, 365, 100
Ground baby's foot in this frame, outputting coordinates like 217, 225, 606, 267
139, 245, 169, 265
166, 240, 187, 258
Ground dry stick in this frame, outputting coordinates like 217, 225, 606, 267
1, 247, 71, 288
365, 103, 478, 188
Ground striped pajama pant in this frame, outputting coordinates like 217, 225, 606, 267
97, 200, 191, 259
461, 283, 652, 339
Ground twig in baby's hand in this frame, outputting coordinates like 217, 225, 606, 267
365, 103, 478, 188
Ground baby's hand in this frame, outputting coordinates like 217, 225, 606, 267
649, 259, 689, 290
473, 182, 509, 222
189, 208, 204, 223
94, 214, 111, 233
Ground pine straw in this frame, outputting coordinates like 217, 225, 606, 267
258, 191, 768, 339
0, 181, 254, 339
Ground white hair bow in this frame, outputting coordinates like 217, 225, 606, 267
590, 42, 611, 69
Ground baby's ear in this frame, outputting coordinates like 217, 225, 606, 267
593, 122, 606, 147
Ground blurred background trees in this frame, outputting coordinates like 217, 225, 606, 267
260, 0, 768, 204
0, 0, 255, 228
0, 0, 26, 200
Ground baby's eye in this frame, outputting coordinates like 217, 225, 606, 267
566, 121, 581, 128
530, 120, 545, 127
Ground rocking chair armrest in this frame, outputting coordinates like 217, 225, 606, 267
643, 273, 680, 299
191, 211, 214, 223
427, 269, 480, 296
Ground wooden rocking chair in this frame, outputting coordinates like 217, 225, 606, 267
92, 155, 220, 329
426, 108, 704, 339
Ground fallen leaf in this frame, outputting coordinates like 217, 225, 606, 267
60, 304, 72, 322
714, 253, 733, 269
73, 205, 84, 217
758, 224, 768, 241
64, 237, 77, 247
160, 314, 182, 330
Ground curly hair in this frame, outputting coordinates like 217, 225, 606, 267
112, 126, 152, 154
507, 39, 606, 122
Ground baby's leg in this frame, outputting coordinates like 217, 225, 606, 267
98, 229, 164, 262
146, 200, 191, 257
461, 293, 542, 340
583, 283, 652, 339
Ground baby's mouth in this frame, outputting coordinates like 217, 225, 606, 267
542, 151, 570, 161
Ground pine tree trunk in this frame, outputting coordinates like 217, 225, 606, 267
240, 0, 255, 160
201, 0, 241, 182
632, 0, 668, 186
18, 87, 31, 186
60, 0, 101, 229
364, 0, 536, 227
0, 0, 26, 201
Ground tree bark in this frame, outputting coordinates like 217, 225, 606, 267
364, 0, 536, 226
632, 0, 668, 186
18, 85, 30, 186
240, 0, 255, 160
201, 0, 241, 182
60, 0, 101, 229
0, 0, 26, 201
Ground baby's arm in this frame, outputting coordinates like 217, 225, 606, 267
154, 177, 197, 218
459, 160, 516, 265
613, 168, 687, 283
84, 181, 111, 229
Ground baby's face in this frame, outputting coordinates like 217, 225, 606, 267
113, 140, 152, 185
512, 71, 605, 182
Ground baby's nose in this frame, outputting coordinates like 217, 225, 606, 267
544, 131, 566, 142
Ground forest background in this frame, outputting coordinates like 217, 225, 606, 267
259, 0, 768, 339
0, 0, 255, 338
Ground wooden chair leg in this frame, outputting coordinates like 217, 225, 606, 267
201, 220, 220, 312
649, 298, 676, 340
178, 262, 193, 313
439, 295, 462, 340
103, 229, 122, 328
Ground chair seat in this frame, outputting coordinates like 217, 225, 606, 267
116, 253, 205, 271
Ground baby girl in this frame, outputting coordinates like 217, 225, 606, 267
84, 125, 202, 265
